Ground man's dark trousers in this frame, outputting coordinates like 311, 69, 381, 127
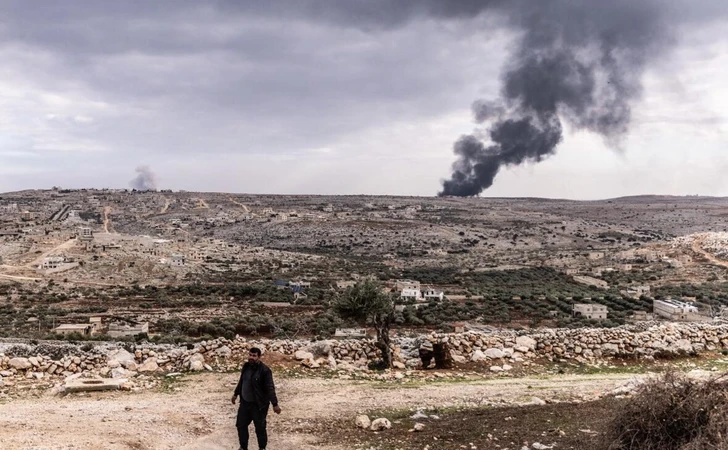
237, 400, 269, 450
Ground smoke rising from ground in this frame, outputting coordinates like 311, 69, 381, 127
439, 0, 671, 196
130, 166, 157, 191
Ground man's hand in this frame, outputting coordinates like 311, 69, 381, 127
273, 405, 282, 414
231, 395, 238, 405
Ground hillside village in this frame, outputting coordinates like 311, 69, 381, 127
2, 189, 728, 342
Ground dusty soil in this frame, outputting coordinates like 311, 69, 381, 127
0, 370, 644, 450
321, 397, 624, 450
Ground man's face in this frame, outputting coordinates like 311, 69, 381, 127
248, 352, 260, 364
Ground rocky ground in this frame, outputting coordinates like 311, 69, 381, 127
0, 366, 674, 450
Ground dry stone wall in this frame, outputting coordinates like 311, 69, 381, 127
2, 322, 728, 382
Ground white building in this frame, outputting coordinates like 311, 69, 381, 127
573, 303, 608, 319
400, 288, 421, 300
38, 256, 65, 271
171, 254, 186, 266
423, 289, 444, 301
78, 227, 93, 241
653, 299, 699, 321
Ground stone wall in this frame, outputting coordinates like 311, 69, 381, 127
2, 322, 728, 382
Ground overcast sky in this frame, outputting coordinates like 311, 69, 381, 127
0, 1, 727, 199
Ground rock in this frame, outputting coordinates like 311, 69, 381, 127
471, 350, 487, 362
516, 336, 537, 351
294, 350, 315, 361
107, 359, 121, 369
120, 361, 138, 371
450, 353, 467, 364
215, 346, 232, 358
305, 341, 332, 357
138, 358, 159, 373
601, 343, 619, 355
355, 415, 371, 429
484, 348, 505, 359
111, 368, 129, 379
392, 361, 406, 369
189, 354, 205, 371
413, 423, 425, 432
9, 357, 32, 370
301, 356, 320, 368
532, 443, 554, 449
107, 348, 135, 365
502, 364, 513, 371
411, 411, 428, 420
527, 397, 546, 406
489, 365, 504, 372
28, 356, 40, 367
370, 418, 392, 431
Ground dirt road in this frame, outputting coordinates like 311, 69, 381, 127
692, 235, 728, 269
0, 371, 642, 450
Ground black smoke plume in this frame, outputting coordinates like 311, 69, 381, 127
440, 0, 670, 196
130, 166, 157, 191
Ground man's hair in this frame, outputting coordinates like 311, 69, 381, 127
249, 347, 262, 356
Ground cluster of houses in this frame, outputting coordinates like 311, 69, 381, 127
395, 279, 445, 302
53, 316, 149, 338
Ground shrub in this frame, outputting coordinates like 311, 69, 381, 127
603, 371, 728, 450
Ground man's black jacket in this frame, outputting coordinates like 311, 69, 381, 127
233, 361, 279, 410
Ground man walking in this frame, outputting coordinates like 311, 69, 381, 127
231, 347, 281, 450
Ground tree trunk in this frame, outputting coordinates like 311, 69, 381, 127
374, 313, 393, 368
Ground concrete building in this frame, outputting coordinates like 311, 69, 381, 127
395, 279, 420, 290
622, 285, 651, 299
38, 256, 65, 271
107, 321, 149, 338
78, 227, 93, 241
653, 299, 699, 321
573, 303, 608, 319
54, 323, 97, 336
423, 289, 444, 301
400, 288, 421, 300
170, 253, 186, 266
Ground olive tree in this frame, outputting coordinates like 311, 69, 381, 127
333, 280, 394, 368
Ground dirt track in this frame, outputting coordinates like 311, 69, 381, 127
0, 371, 644, 450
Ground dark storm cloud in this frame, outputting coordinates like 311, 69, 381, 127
0, 0, 726, 194
0, 0, 507, 160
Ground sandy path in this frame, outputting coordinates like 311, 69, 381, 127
0, 371, 641, 450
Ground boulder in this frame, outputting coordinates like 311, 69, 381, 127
107, 348, 135, 365
9, 357, 32, 370
215, 346, 232, 358
413, 423, 426, 432
294, 350, 315, 361
516, 336, 537, 351
138, 358, 159, 373
471, 350, 487, 362
484, 348, 505, 359
355, 415, 371, 429
370, 418, 392, 431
